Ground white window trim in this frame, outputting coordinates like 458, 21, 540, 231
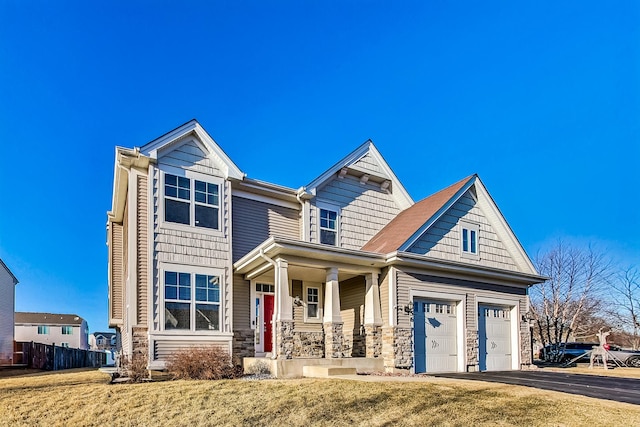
250, 280, 274, 331
316, 201, 340, 247
159, 263, 225, 334
158, 167, 224, 237
303, 282, 323, 323
459, 220, 480, 259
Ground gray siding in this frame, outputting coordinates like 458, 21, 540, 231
352, 152, 386, 177
233, 274, 251, 329
158, 139, 223, 176
340, 277, 365, 336
0, 265, 15, 362
110, 222, 124, 323
312, 175, 400, 249
232, 196, 300, 262
408, 190, 519, 271
395, 270, 527, 329
379, 268, 390, 327
292, 280, 323, 333
136, 175, 148, 325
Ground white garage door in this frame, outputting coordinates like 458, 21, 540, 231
478, 305, 512, 371
414, 300, 457, 373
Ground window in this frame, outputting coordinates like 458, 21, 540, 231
306, 286, 320, 319
62, 326, 73, 335
164, 270, 221, 331
255, 283, 274, 293
37, 326, 49, 334
164, 173, 220, 230
60, 343, 69, 348
460, 222, 479, 256
319, 208, 338, 245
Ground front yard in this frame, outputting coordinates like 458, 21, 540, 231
0, 369, 638, 426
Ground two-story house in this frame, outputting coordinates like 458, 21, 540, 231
107, 120, 544, 377
15, 313, 89, 350
0, 259, 18, 365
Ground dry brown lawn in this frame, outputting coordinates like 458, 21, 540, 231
0, 368, 638, 426
540, 365, 640, 379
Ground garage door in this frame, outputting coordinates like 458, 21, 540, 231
478, 305, 512, 371
414, 299, 457, 373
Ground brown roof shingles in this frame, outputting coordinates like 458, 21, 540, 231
361, 175, 475, 254
14, 312, 85, 326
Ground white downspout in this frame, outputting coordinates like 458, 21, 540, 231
259, 249, 278, 360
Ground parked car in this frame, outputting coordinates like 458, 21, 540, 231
540, 342, 640, 366
540, 342, 598, 362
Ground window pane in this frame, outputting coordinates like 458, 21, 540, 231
196, 288, 207, 301
195, 180, 206, 192
470, 230, 477, 253
208, 194, 219, 205
320, 229, 336, 245
195, 205, 218, 229
165, 199, 190, 224
196, 304, 219, 331
165, 285, 177, 300
179, 273, 191, 287
165, 302, 190, 330
165, 174, 177, 186
178, 188, 190, 200
178, 286, 191, 300
195, 191, 206, 203
165, 186, 177, 198
165, 271, 177, 286
320, 218, 328, 228
178, 177, 190, 189
307, 303, 318, 318
462, 229, 469, 252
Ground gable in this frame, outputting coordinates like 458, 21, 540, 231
407, 189, 520, 272
140, 120, 244, 180
306, 141, 413, 210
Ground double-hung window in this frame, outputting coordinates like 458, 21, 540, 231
37, 326, 49, 335
460, 222, 479, 256
164, 173, 220, 230
164, 270, 221, 331
319, 207, 338, 246
61, 326, 73, 335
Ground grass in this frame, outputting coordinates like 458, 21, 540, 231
0, 369, 639, 426
540, 365, 640, 379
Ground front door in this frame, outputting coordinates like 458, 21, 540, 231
263, 294, 274, 353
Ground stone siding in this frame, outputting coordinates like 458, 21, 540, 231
132, 326, 148, 357
323, 322, 347, 358
233, 329, 255, 362
520, 324, 532, 368
364, 325, 382, 358
292, 331, 324, 357
381, 326, 412, 372
466, 329, 479, 372
275, 320, 295, 359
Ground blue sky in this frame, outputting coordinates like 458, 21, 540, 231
0, 1, 638, 334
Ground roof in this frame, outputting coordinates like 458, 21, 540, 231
0, 259, 18, 285
92, 332, 115, 339
361, 175, 475, 253
15, 312, 86, 326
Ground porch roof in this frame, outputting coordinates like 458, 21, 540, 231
233, 237, 546, 286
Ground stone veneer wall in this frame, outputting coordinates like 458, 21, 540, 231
520, 323, 532, 368
324, 322, 347, 358
292, 331, 324, 357
364, 325, 382, 358
233, 329, 255, 362
275, 321, 295, 359
466, 329, 479, 372
132, 326, 148, 357
381, 326, 412, 372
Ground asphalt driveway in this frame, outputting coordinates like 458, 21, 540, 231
433, 370, 640, 405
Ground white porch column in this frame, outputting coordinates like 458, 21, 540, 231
323, 267, 342, 323
275, 258, 292, 321
364, 272, 382, 326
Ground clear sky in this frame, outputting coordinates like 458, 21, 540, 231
0, 1, 638, 334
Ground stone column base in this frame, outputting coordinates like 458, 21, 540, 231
275, 320, 294, 359
364, 324, 382, 358
323, 322, 346, 358
381, 326, 412, 372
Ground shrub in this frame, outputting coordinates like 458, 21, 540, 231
166, 346, 242, 380
118, 347, 149, 382
246, 359, 271, 375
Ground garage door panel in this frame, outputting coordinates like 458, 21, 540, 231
414, 300, 457, 373
479, 305, 512, 371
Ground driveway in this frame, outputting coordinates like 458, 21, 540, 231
433, 370, 640, 405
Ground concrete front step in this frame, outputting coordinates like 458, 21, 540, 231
302, 365, 357, 378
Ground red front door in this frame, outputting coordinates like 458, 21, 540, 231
264, 294, 274, 353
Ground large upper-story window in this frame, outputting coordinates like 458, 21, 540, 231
164, 173, 220, 230
164, 270, 221, 332
319, 208, 338, 245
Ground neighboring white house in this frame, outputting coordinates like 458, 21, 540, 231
89, 331, 116, 351
15, 313, 89, 350
107, 119, 545, 377
0, 259, 18, 365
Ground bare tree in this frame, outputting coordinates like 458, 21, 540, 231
530, 241, 613, 361
608, 266, 640, 349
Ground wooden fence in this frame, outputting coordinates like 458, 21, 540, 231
13, 341, 106, 370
